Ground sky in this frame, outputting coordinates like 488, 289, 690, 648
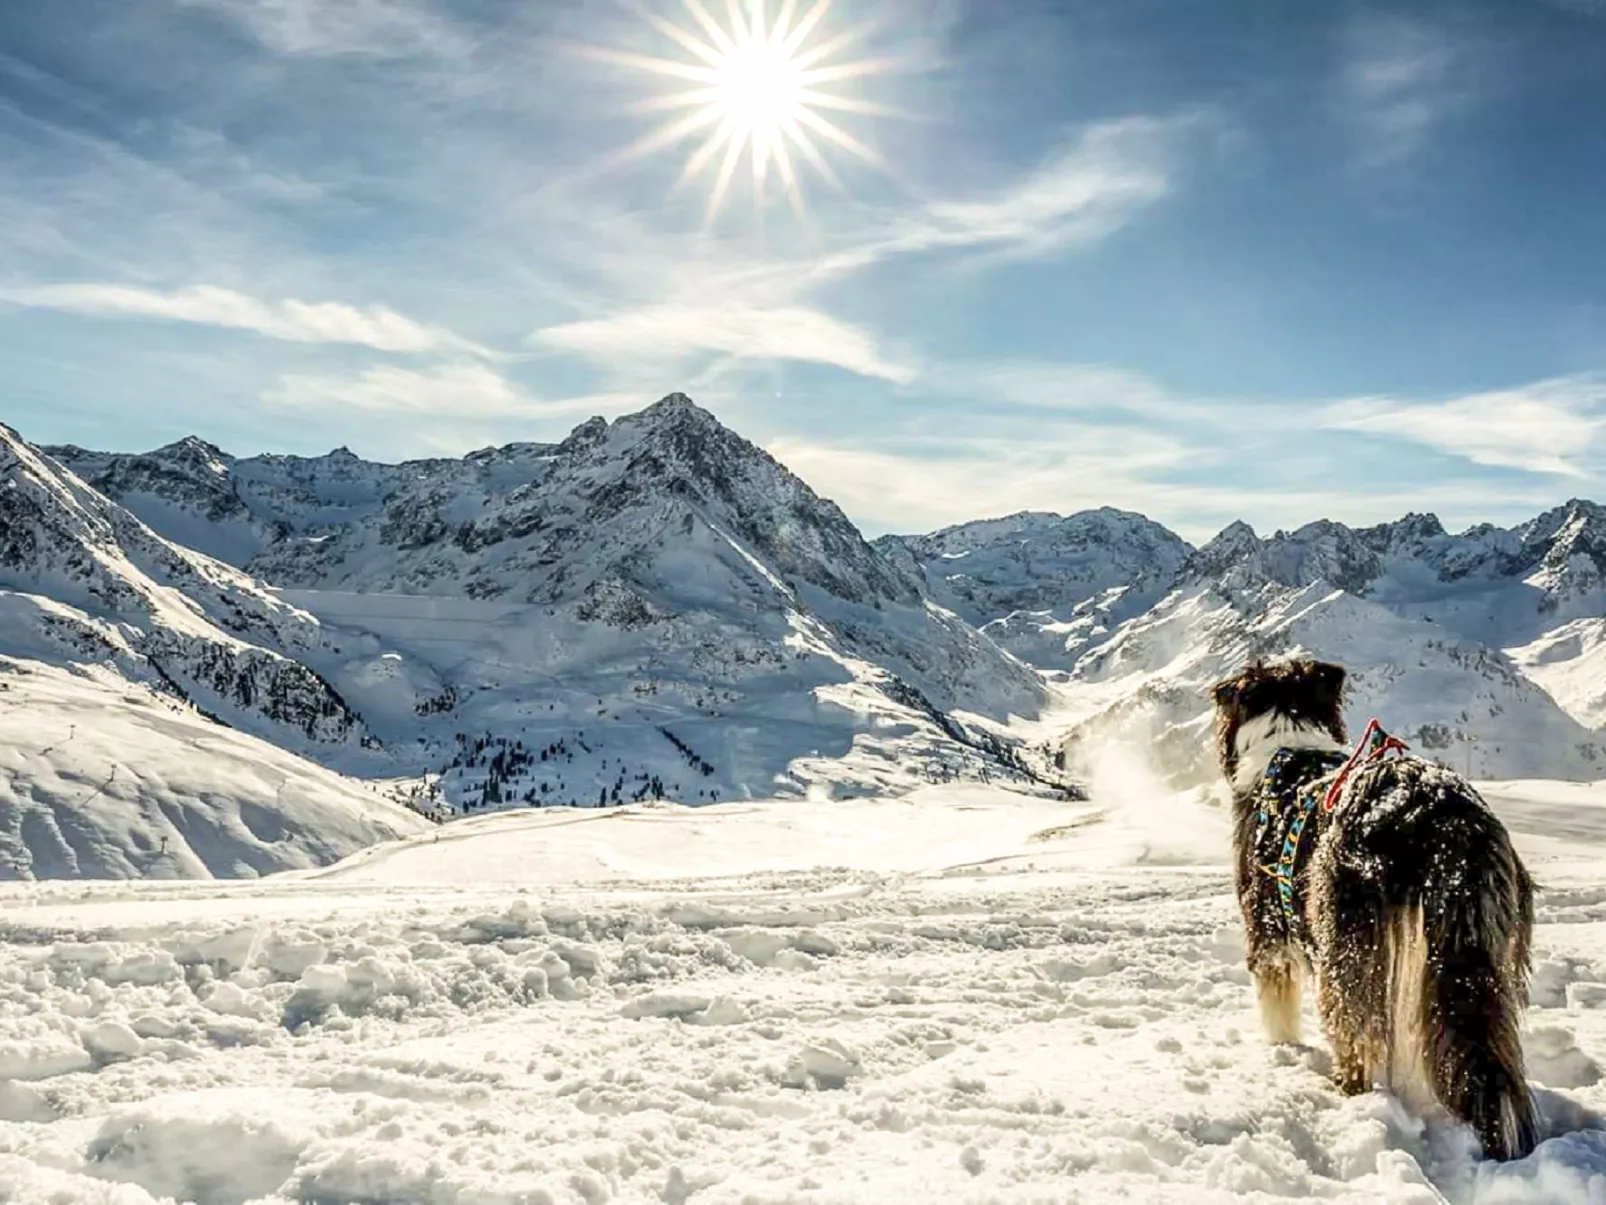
2, 0, 1606, 542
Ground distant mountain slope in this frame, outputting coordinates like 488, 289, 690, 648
50, 435, 572, 570
1176, 504, 1606, 634
24, 399, 1071, 831
1056, 507, 1606, 786
53, 398, 1042, 713
877, 509, 1193, 670
0, 659, 428, 880
45, 393, 1606, 812
0, 425, 370, 754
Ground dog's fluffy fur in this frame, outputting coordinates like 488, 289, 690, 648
1210, 658, 1538, 1161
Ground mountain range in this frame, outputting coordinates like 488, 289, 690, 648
3, 391, 1603, 878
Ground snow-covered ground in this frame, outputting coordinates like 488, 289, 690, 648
4, 781, 1605, 1204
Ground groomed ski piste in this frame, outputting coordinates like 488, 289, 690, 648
4, 773, 1606, 1204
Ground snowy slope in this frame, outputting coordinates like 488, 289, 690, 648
43, 399, 1065, 821
1062, 578, 1606, 785
878, 508, 1193, 671
1510, 619, 1606, 730
1052, 508, 1606, 786
865, 504, 1606, 786
0, 425, 373, 755
3, 782, 1605, 1202
46, 436, 537, 567
40, 403, 1066, 822
0, 658, 427, 880
41, 396, 1606, 817
256, 396, 1047, 718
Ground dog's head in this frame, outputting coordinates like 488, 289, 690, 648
1209, 658, 1348, 786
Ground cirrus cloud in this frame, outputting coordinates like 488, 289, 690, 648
178, 0, 468, 59
1323, 374, 1606, 478
0, 283, 492, 357
265, 362, 532, 415
531, 303, 917, 384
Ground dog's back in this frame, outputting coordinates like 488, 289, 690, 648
1311, 756, 1537, 1160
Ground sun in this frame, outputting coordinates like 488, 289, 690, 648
577, 0, 896, 224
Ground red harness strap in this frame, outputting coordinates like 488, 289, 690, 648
1321, 717, 1410, 813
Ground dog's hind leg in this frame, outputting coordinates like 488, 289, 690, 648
1310, 864, 1392, 1097
1250, 951, 1303, 1045
1319, 989, 1366, 1093
1420, 833, 1538, 1161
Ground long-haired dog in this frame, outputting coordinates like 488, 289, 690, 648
1210, 658, 1537, 1161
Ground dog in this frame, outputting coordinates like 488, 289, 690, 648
1209, 657, 1537, 1161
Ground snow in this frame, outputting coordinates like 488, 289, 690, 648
3, 782, 1605, 1204
32, 402, 1606, 827
878, 509, 1192, 671
11, 395, 1606, 1198
0, 659, 428, 880
1059, 580, 1606, 786
1509, 619, 1606, 730
19, 403, 1066, 832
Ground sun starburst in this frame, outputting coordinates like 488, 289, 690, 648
578, 0, 898, 224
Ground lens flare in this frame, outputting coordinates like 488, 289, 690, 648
577, 0, 898, 224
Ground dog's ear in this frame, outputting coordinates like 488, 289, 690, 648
1208, 676, 1240, 708
1305, 660, 1346, 709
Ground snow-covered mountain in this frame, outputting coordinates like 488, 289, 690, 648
0, 660, 428, 879
11, 397, 1070, 881
877, 509, 1193, 670
1029, 507, 1606, 786
27, 389, 1606, 876
0, 425, 372, 753
0, 425, 434, 878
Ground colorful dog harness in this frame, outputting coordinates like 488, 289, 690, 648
1255, 719, 1409, 935
1255, 748, 1345, 935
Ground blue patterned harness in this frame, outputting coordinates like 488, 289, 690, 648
1254, 722, 1412, 937
1255, 748, 1347, 935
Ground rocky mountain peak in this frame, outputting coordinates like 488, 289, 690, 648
1180, 520, 1262, 583
154, 435, 232, 471
557, 416, 609, 455
1517, 498, 1606, 594
1, 421, 40, 460
570, 394, 921, 608
1367, 511, 1447, 551
882, 507, 1195, 666
643, 391, 702, 418
605, 393, 744, 473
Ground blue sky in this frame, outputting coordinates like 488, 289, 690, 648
2, 0, 1605, 540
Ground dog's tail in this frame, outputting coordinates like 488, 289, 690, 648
1409, 830, 1538, 1161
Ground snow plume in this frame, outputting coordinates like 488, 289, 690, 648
1077, 732, 1228, 866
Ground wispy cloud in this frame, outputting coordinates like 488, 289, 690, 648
764, 359, 1594, 539
1534, 0, 1606, 17
180, 0, 468, 59
766, 113, 1205, 290
529, 114, 1203, 387
532, 303, 916, 384
767, 428, 1567, 543
0, 283, 491, 356
767, 432, 1182, 534
1341, 17, 1463, 168
1324, 374, 1606, 477
891, 116, 1188, 260
265, 362, 535, 415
